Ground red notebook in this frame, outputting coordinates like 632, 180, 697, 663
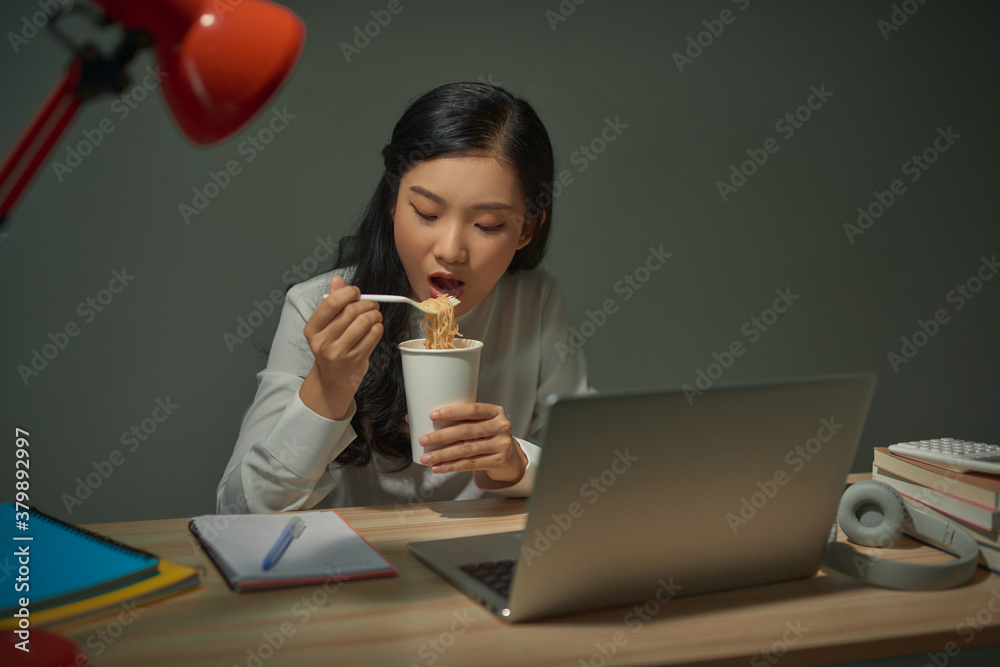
188, 511, 396, 592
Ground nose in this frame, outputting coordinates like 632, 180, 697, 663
434, 219, 469, 265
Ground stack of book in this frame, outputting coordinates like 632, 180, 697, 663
872, 447, 1000, 573
1, 504, 201, 629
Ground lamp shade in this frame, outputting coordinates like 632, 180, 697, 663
95, 0, 305, 145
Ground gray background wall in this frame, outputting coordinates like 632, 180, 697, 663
3, 2, 1000, 665
2, 0, 998, 529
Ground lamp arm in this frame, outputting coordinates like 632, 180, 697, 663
0, 15, 150, 228
0, 0, 304, 228
0, 60, 83, 226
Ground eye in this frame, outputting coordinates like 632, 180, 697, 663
476, 223, 506, 233
412, 205, 436, 222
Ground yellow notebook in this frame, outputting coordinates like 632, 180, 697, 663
0, 558, 201, 629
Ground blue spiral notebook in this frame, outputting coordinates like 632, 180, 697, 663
1, 504, 159, 614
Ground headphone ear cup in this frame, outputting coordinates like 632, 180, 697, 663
837, 480, 907, 547
826, 480, 979, 590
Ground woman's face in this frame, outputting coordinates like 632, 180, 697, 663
392, 154, 535, 317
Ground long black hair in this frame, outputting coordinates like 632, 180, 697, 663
333, 82, 555, 471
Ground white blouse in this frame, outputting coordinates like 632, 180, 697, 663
217, 266, 590, 513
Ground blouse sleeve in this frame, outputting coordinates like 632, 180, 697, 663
216, 276, 358, 513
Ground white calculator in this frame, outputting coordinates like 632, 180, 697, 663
888, 438, 1000, 475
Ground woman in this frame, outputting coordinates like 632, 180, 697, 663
218, 82, 590, 513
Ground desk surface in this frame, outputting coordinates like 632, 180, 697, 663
58, 475, 1000, 667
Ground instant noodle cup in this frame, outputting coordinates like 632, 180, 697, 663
399, 338, 483, 465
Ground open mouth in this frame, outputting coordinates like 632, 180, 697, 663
428, 273, 466, 299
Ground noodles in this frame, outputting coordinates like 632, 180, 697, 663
419, 296, 461, 349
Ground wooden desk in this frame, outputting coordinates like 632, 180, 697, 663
59, 477, 1000, 667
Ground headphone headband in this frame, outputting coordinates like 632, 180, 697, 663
823, 480, 979, 590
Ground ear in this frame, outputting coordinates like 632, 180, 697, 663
516, 210, 545, 250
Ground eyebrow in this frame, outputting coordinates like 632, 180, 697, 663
409, 186, 513, 211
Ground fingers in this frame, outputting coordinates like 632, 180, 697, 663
421, 421, 501, 450
308, 276, 362, 326
429, 402, 500, 423
310, 305, 383, 362
336, 305, 383, 354
353, 316, 384, 359
420, 404, 509, 448
418, 404, 515, 472
420, 437, 504, 471
422, 433, 526, 484
304, 276, 381, 355
435, 444, 498, 468
298, 275, 387, 419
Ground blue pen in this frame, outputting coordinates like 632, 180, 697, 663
262, 516, 306, 570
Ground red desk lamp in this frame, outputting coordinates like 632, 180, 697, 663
0, 0, 305, 226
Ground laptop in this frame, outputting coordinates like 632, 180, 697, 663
407, 372, 877, 622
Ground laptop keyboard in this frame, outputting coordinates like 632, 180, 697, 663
459, 559, 516, 599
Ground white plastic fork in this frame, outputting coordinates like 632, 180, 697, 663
320, 293, 460, 313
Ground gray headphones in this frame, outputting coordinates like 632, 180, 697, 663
823, 480, 980, 590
